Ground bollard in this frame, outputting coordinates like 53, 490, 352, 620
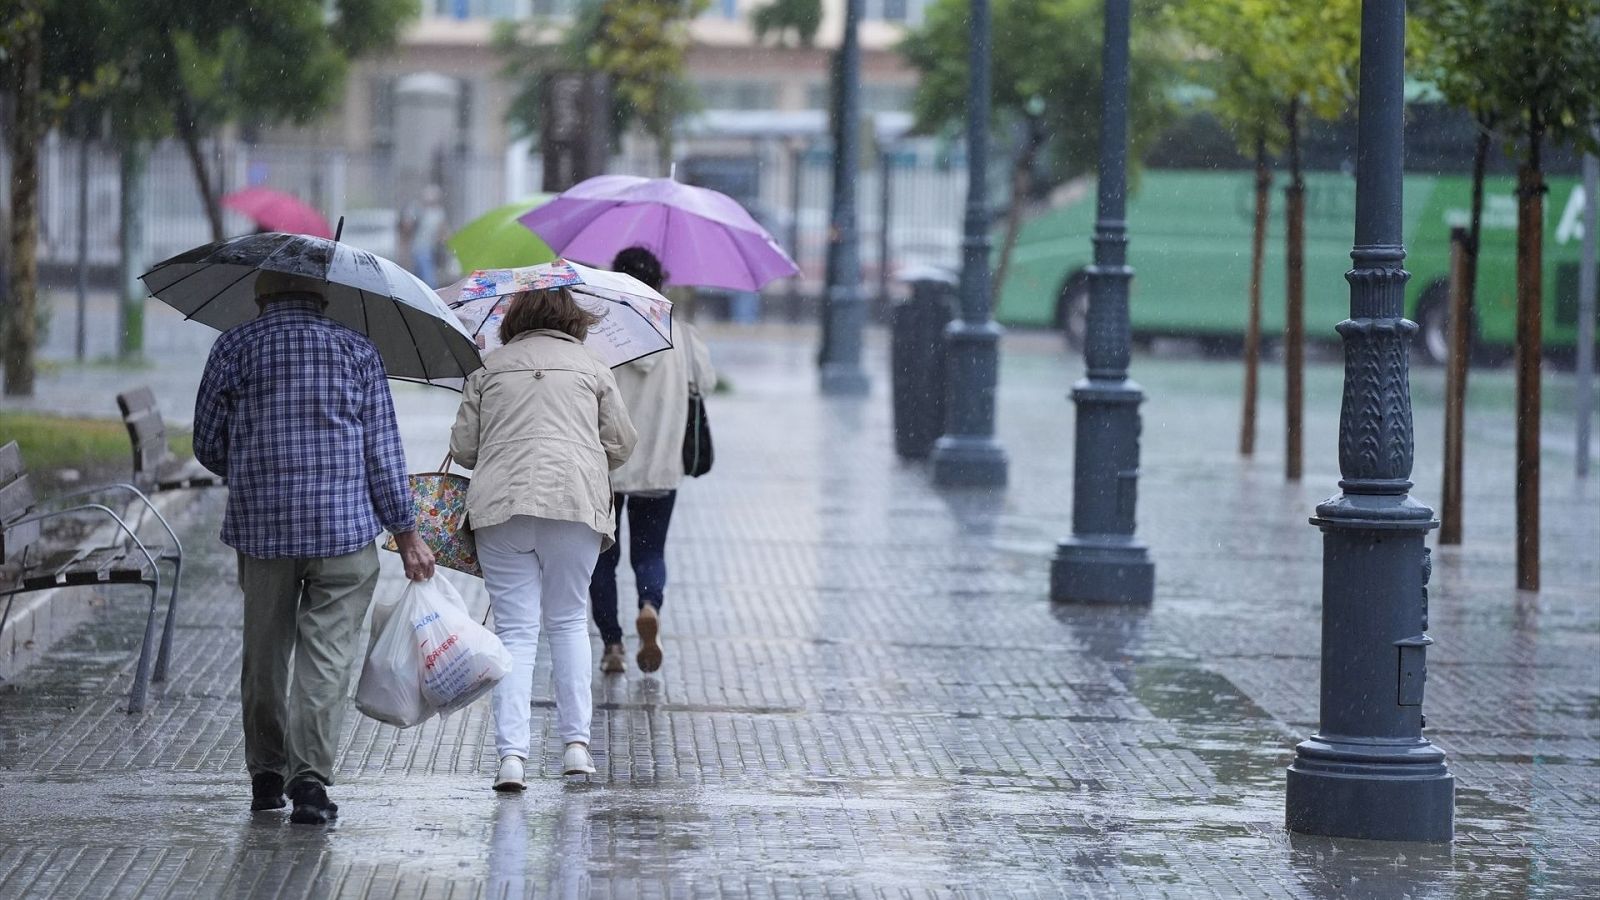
890, 267, 958, 459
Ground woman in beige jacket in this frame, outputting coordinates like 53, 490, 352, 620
450, 287, 636, 791
590, 248, 716, 675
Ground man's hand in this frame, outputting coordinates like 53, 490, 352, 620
392, 531, 436, 581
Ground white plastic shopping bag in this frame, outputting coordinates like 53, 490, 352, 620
410, 575, 513, 715
356, 583, 431, 727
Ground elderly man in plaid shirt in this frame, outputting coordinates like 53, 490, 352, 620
194, 269, 435, 826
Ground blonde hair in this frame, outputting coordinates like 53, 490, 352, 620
498, 287, 602, 343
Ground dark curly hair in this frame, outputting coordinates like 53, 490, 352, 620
611, 246, 666, 292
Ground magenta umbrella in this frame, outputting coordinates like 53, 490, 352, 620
518, 175, 798, 292
221, 186, 333, 238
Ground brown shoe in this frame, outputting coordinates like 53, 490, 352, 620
600, 642, 626, 673
635, 605, 663, 672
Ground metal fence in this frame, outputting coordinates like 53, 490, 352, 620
18, 133, 974, 314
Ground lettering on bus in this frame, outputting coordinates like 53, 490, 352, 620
1235, 178, 1358, 224
1445, 193, 1519, 232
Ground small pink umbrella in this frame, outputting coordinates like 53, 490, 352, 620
221, 186, 333, 238
519, 175, 798, 292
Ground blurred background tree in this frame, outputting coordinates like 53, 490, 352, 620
497, 0, 709, 175
899, 0, 1178, 292
1411, 0, 1600, 591
751, 0, 822, 48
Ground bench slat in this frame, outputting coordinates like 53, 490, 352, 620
0, 442, 23, 484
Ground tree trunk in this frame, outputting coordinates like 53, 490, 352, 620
118, 140, 148, 360
1284, 98, 1306, 481
75, 130, 90, 362
164, 40, 225, 244
1241, 134, 1270, 457
1514, 132, 1544, 592
1466, 125, 1491, 323
3, 6, 43, 397
1441, 227, 1470, 545
175, 113, 225, 244
994, 124, 1043, 296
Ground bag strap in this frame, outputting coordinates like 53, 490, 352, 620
438, 451, 454, 472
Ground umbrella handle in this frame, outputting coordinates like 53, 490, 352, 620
334, 215, 345, 243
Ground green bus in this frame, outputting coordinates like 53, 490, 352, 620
995, 167, 1599, 364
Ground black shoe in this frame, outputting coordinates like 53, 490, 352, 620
250, 772, 286, 812
287, 778, 339, 825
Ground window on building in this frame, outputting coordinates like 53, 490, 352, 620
867, 0, 925, 24
433, 0, 523, 18
697, 80, 779, 111
530, 0, 581, 16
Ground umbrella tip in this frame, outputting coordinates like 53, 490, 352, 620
668, 162, 676, 181
334, 215, 344, 243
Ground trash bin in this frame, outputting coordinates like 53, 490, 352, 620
890, 266, 959, 460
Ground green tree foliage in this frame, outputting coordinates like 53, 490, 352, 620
900, 0, 1177, 293
1415, 0, 1600, 163
497, 0, 708, 174
2, 0, 119, 395
901, 0, 1176, 184
751, 0, 823, 47
45, 0, 416, 242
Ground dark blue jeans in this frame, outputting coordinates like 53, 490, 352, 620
590, 491, 677, 646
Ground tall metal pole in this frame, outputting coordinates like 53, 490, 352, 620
1050, 0, 1151, 602
74, 132, 89, 362
1577, 146, 1595, 479
818, 0, 870, 395
931, 0, 1008, 487
1286, 0, 1453, 842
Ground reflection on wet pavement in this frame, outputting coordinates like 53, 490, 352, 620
0, 328, 1595, 896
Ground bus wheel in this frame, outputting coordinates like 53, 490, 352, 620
1056, 274, 1090, 351
1412, 279, 1453, 366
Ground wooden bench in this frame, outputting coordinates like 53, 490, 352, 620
116, 387, 225, 492
0, 441, 184, 713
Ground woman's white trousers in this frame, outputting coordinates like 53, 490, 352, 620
475, 515, 599, 759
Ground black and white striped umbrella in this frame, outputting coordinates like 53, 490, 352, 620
140, 232, 483, 382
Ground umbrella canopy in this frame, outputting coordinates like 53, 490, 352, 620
439, 259, 673, 369
141, 232, 482, 383
221, 187, 333, 238
518, 175, 799, 292
447, 195, 558, 271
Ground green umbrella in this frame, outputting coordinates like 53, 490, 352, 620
447, 195, 557, 271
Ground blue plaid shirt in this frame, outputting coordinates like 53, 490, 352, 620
193, 296, 415, 559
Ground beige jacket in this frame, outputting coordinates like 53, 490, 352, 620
449, 329, 637, 547
609, 321, 716, 494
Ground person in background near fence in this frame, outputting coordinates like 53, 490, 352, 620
449, 287, 636, 792
590, 247, 716, 675
409, 184, 448, 287
193, 270, 436, 827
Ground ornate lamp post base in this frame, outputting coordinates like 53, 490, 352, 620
1287, 736, 1453, 842
820, 364, 871, 395
1053, 377, 1153, 604
931, 324, 1008, 487
1051, 538, 1153, 605
1287, 491, 1453, 841
930, 437, 1009, 487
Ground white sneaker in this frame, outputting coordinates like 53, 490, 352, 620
562, 742, 596, 776
493, 755, 526, 792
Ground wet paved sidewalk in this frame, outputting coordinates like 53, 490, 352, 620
1, 318, 1597, 897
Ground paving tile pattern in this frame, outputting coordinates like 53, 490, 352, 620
0, 330, 1596, 897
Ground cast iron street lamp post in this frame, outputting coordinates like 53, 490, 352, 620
1050, 0, 1153, 603
1285, 0, 1453, 842
930, 0, 1008, 487
818, 0, 870, 395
